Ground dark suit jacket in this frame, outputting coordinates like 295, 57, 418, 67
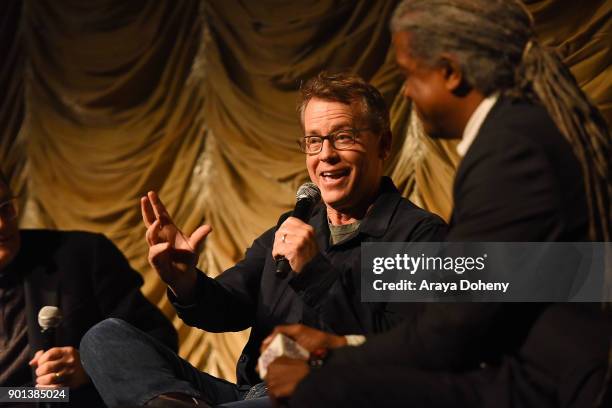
171, 177, 447, 386
294, 98, 609, 407
15, 229, 178, 407
292, 303, 611, 408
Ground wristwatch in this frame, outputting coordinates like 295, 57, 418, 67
308, 348, 328, 369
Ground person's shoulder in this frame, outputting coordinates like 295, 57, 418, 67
396, 197, 441, 219
20, 229, 111, 252
17, 230, 121, 278
394, 197, 447, 229
381, 178, 446, 227
494, 97, 549, 120
461, 97, 566, 175
482, 97, 561, 147
383, 197, 447, 241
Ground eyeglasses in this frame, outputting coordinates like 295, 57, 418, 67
0, 198, 18, 221
298, 128, 370, 155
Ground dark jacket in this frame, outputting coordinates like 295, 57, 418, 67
294, 98, 608, 408
171, 177, 447, 386
449, 97, 588, 242
292, 304, 611, 408
16, 229, 177, 407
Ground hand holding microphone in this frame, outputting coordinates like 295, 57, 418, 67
29, 306, 89, 391
273, 183, 321, 276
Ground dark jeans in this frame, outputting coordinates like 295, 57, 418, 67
80, 318, 251, 407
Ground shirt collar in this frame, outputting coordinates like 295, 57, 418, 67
309, 176, 402, 247
456, 92, 500, 157
351, 176, 402, 238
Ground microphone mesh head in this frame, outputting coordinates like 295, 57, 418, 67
296, 182, 321, 202
38, 306, 62, 330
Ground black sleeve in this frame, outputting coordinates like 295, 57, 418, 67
326, 302, 499, 369
91, 234, 178, 352
170, 227, 274, 332
409, 217, 448, 242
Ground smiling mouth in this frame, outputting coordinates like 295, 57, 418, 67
319, 168, 350, 182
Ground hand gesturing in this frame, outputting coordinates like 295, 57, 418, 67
141, 191, 211, 301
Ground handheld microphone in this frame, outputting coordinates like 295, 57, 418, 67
38, 306, 62, 351
275, 182, 321, 277
37, 306, 62, 408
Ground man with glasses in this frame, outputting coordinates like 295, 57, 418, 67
80, 71, 447, 407
247, 0, 612, 406
0, 171, 178, 407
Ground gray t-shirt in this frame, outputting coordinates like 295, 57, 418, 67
328, 220, 361, 245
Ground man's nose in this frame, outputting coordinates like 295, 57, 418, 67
319, 139, 338, 161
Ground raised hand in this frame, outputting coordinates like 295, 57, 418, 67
141, 191, 211, 301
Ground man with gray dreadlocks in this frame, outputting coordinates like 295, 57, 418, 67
257, 1, 611, 407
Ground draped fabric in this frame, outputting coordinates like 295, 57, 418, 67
0, 0, 609, 381
0, 0, 25, 194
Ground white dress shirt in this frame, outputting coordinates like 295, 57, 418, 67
456, 93, 500, 157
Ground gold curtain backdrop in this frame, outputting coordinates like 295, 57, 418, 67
0, 0, 609, 381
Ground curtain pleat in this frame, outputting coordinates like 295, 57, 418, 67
0, 0, 609, 380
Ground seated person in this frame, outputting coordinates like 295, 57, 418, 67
0, 170, 177, 408
79, 71, 447, 407
247, 0, 612, 406
262, 303, 610, 408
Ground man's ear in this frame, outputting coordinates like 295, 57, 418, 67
439, 55, 470, 96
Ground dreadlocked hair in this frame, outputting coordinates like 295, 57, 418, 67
518, 40, 611, 241
391, 0, 611, 241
